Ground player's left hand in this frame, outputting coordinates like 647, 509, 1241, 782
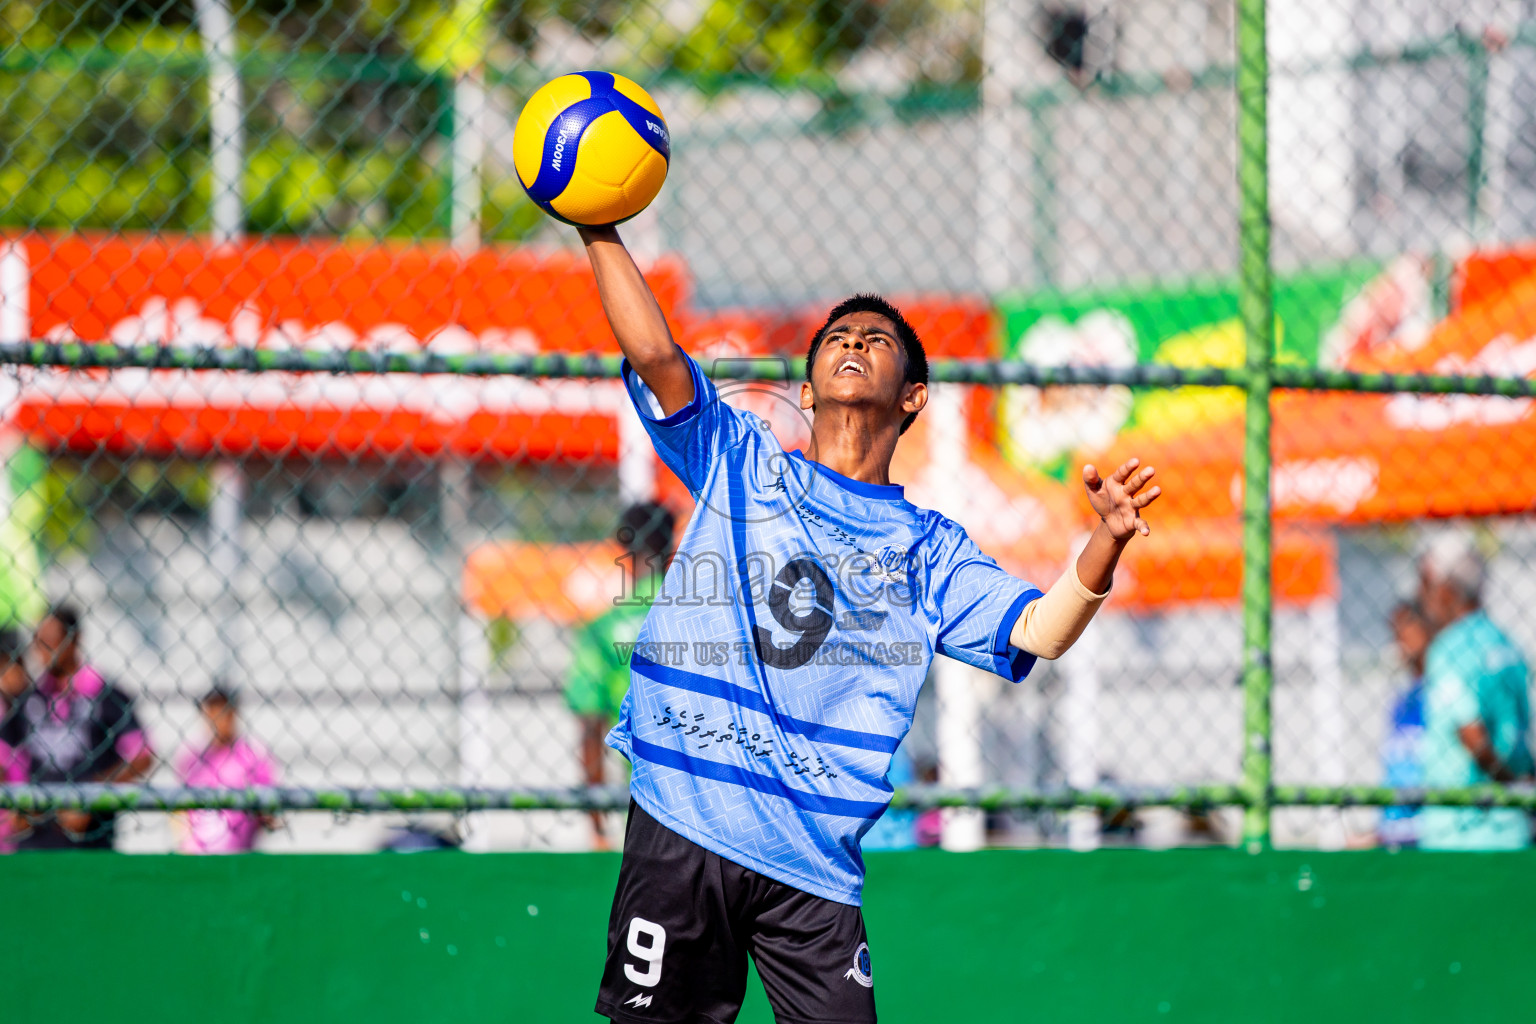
1083, 458, 1160, 541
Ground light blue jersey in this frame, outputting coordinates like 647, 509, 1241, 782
609, 353, 1041, 904
1419, 610, 1533, 850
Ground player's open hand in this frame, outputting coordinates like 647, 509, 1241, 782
1083, 458, 1160, 542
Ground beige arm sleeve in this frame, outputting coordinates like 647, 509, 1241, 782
1008, 562, 1111, 660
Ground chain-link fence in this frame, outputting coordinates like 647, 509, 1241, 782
1, 0, 1535, 853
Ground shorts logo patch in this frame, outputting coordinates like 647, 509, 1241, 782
844, 941, 873, 988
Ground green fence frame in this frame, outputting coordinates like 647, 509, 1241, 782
1236, 0, 1275, 852
4, 2, 1536, 846
2, 342, 1535, 833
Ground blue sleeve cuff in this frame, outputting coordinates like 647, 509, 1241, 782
991, 587, 1043, 683
621, 349, 706, 427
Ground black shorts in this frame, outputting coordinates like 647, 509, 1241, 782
596, 802, 876, 1024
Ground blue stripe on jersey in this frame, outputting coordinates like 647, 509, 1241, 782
631, 653, 900, 754
992, 588, 1044, 679
793, 450, 905, 500
630, 736, 888, 818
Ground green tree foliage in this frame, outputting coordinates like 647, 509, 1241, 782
0, 0, 571, 240
663, 0, 931, 84
0, 1, 970, 240
0, 20, 208, 232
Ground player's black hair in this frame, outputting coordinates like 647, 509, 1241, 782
42, 603, 81, 640
617, 502, 675, 561
1391, 599, 1427, 623
805, 293, 929, 435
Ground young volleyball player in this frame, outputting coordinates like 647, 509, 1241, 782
579, 224, 1161, 1023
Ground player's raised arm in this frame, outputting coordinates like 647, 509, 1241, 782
1010, 457, 1162, 659
577, 226, 694, 416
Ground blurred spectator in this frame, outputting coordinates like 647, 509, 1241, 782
0, 627, 32, 853
913, 761, 943, 847
564, 502, 675, 849
1416, 534, 1533, 850
0, 604, 154, 850
1378, 601, 1433, 848
0, 627, 25, 707
174, 684, 278, 854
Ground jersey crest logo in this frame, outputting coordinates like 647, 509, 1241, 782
870, 545, 911, 584
625, 993, 653, 1009
844, 942, 873, 988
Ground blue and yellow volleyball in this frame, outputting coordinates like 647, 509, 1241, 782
513, 71, 671, 227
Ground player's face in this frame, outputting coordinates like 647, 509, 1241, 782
802, 312, 925, 427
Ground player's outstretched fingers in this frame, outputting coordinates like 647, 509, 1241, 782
1133, 485, 1162, 508
1110, 457, 1140, 483
1083, 463, 1104, 491
1122, 465, 1156, 497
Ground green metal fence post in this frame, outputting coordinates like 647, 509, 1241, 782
1237, 0, 1275, 850
1464, 30, 1490, 234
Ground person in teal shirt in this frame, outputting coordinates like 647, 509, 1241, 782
1416, 533, 1533, 850
564, 502, 675, 849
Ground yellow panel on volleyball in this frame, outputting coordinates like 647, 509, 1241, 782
511, 74, 594, 189
623, 147, 669, 215
549, 110, 669, 225
610, 74, 665, 120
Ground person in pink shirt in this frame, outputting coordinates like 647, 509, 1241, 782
175, 684, 278, 854
0, 628, 32, 853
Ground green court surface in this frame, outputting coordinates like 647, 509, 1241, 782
5, 848, 1533, 1023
